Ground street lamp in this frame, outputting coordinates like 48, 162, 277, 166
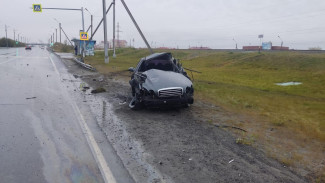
278, 35, 283, 48
232, 38, 238, 50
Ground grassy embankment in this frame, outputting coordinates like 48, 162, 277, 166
52, 43, 74, 53
85, 48, 325, 180
0, 37, 25, 47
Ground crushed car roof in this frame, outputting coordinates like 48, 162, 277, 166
142, 52, 172, 61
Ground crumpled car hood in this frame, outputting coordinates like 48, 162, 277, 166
142, 69, 192, 92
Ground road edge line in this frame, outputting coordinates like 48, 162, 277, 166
72, 102, 117, 183
49, 54, 117, 183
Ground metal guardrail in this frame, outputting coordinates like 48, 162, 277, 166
73, 58, 96, 71
50, 49, 96, 71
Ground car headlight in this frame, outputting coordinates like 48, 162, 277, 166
186, 86, 194, 95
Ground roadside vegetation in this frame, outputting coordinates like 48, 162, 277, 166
52, 42, 74, 53
0, 37, 25, 47
84, 48, 325, 181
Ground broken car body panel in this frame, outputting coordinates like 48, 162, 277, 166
129, 52, 194, 109
142, 69, 192, 94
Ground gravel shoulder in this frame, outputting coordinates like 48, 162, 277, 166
58, 54, 306, 183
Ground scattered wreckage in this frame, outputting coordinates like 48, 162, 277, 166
128, 52, 194, 109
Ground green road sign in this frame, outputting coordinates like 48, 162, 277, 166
16, 41, 18, 45
33, 4, 42, 12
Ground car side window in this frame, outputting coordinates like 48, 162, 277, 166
138, 61, 146, 72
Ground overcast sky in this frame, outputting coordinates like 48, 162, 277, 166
0, 0, 324, 49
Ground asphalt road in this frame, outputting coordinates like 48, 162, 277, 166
0, 47, 133, 183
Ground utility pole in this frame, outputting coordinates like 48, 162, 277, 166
87, 2, 113, 42
53, 33, 54, 44
59, 23, 61, 43
120, 0, 153, 53
102, 0, 109, 63
13, 29, 16, 42
54, 18, 62, 44
116, 22, 122, 48
91, 14, 93, 37
81, 7, 86, 58
56, 28, 57, 43
85, 8, 93, 38
113, 0, 116, 57
5, 25, 8, 48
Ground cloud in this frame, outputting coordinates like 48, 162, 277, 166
0, 0, 324, 49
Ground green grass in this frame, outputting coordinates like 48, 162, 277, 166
52, 43, 74, 53
184, 51, 325, 141
86, 49, 325, 141
85, 48, 325, 178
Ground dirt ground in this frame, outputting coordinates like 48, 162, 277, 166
58, 54, 307, 183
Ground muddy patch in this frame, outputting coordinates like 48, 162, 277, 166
60, 57, 306, 183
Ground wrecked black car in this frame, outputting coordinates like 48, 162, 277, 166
128, 52, 194, 109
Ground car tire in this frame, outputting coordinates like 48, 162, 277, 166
182, 104, 189, 108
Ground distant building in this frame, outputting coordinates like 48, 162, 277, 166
109, 39, 128, 48
189, 46, 211, 50
243, 46, 260, 51
271, 46, 289, 50
95, 41, 109, 49
157, 47, 172, 50
95, 40, 129, 49
243, 42, 289, 51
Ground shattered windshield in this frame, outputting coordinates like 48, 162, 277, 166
141, 59, 173, 72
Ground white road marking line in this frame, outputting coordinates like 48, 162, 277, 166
0, 55, 48, 65
49, 54, 116, 183
49, 54, 60, 75
72, 103, 117, 183
0, 56, 48, 58
0, 56, 18, 65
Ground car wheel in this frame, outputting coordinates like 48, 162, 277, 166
182, 103, 189, 108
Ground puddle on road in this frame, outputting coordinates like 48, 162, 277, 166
275, 82, 302, 86
65, 160, 101, 183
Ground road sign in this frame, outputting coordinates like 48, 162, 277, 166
80, 32, 89, 40
33, 4, 42, 12
16, 41, 18, 45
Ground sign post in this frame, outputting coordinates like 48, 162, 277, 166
258, 34, 263, 53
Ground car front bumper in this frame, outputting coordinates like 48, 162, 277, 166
142, 95, 193, 108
